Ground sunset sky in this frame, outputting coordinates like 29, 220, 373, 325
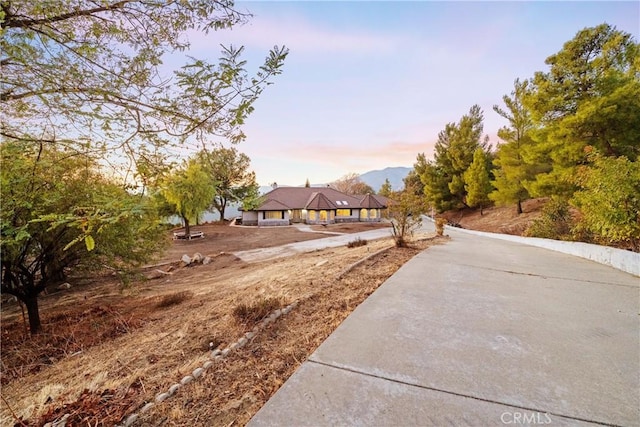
179, 1, 639, 187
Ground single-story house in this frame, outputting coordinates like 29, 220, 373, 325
241, 186, 389, 226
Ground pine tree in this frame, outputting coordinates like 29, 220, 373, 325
464, 149, 492, 215
490, 79, 538, 214
525, 24, 640, 197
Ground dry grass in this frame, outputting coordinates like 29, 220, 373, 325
1, 229, 440, 426
155, 291, 194, 309
346, 237, 368, 248
232, 297, 284, 326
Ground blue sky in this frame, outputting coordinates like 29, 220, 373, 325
182, 1, 639, 187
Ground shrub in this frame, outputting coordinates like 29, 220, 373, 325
524, 197, 574, 240
347, 237, 368, 248
435, 218, 447, 236
233, 297, 282, 325
155, 291, 193, 309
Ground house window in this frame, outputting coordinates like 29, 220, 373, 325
265, 211, 283, 220
369, 209, 378, 218
319, 210, 328, 221
308, 210, 316, 220
336, 209, 351, 217
360, 208, 368, 219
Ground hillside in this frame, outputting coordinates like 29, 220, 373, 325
441, 198, 546, 236
359, 166, 411, 191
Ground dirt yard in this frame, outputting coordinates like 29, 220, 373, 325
1, 221, 444, 426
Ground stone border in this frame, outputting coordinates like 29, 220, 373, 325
335, 247, 393, 280
115, 301, 299, 427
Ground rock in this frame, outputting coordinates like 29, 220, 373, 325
211, 349, 221, 357
140, 402, 155, 413
192, 367, 204, 378
124, 414, 138, 427
245, 331, 255, 340
315, 259, 328, 267
180, 375, 194, 385
145, 269, 171, 280
202, 256, 212, 265
203, 360, 213, 369
192, 252, 203, 263
229, 342, 238, 350
155, 392, 170, 403
181, 254, 192, 265
221, 348, 230, 357
168, 383, 181, 395
57, 282, 71, 290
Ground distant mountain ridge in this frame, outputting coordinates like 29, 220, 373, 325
259, 166, 411, 195
359, 167, 411, 191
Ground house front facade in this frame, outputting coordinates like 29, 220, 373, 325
241, 187, 388, 226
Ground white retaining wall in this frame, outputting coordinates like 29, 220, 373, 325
445, 224, 639, 277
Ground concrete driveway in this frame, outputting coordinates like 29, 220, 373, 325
249, 228, 639, 426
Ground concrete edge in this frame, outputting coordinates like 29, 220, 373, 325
423, 216, 639, 277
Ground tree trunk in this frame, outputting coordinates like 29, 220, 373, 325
183, 216, 191, 238
517, 199, 523, 215
23, 293, 42, 335
220, 200, 227, 222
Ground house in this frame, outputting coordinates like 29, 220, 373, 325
241, 187, 389, 226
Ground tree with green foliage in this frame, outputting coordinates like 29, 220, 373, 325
525, 23, 639, 197
1, 141, 166, 334
387, 184, 427, 247
421, 105, 491, 212
1, 1, 288, 175
197, 147, 258, 221
161, 159, 215, 237
378, 178, 393, 198
572, 150, 640, 251
490, 79, 539, 214
464, 149, 492, 215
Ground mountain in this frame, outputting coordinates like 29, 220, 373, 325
359, 167, 411, 191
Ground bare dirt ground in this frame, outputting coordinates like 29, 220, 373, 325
1, 221, 445, 426
442, 198, 546, 235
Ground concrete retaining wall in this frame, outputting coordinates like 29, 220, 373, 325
442, 224, 639, 277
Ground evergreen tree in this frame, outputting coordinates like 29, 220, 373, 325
525, 24, 640, 196
421, 105, 490, 212
490, 79, 538, 214
464, 149, 492, 215
378, 178, 393, 197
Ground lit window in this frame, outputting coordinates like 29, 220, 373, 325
360, 208, 368, 219
265, 211, 283, 219
319, 210, 328, 221
336, 209, 351, 217
308, 210, 316, 220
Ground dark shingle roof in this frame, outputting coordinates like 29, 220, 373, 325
305, 192, 337, 210
255, 187, 362, 211
258, 199, 291, 211
359, 194, 386, 209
